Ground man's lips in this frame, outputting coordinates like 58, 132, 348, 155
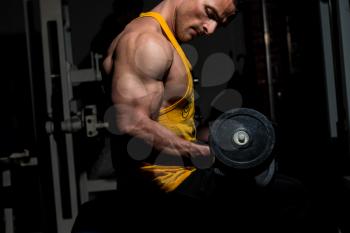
191, 28, 203, 36
190, 28, 198, 36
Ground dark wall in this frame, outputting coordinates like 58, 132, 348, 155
0, 0, 31, 154
0, 0, 25, 34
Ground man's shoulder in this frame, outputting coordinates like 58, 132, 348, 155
117, 18, 173, 53
126, 16, 163, 35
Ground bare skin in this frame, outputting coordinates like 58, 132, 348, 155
103, 0, 236, 162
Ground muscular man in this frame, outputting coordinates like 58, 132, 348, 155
72, 1, 320, 232
103, 0, 237, 196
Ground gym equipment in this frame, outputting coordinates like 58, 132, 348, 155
209, 108, 276, 186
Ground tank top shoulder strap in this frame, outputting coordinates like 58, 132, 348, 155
139, 12, 192, 74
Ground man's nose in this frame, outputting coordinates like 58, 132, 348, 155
203, 20, 218, 35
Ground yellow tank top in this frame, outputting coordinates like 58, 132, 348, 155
139, 12, 197, 192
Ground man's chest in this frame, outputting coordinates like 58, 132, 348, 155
162, 52, 190, 105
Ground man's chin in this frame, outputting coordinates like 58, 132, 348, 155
179, 34, 193, 42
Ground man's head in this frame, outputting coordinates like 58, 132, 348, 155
174, 0, 237, 42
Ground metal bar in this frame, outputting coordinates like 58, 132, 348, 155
62, 4, 74, 65
52, 2, 78, 219
39, 1, 53, 118
79, 172, 89, 204
2, 170, 14, 233
285, 16, 294, 74
39, 0, 78, 232
4, 209, 14, 233
23, 0, 38, 143
48, 135, 64, 231
337, 0, 350, 155
87, 179, 117, 193
319, 0, 339, 138
262, 0, 276, 121
70, 68, 97, 83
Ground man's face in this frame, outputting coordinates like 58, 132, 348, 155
175, 0, 237, 42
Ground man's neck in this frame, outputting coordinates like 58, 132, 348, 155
152, 0, 182, 35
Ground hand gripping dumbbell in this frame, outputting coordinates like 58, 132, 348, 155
209, 108, 276, 187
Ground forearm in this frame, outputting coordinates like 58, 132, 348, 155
118, 113, 205, 159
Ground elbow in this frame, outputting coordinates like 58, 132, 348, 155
110, 104, 149, 136
115, 113, 145, 136
116, 120, 135, 135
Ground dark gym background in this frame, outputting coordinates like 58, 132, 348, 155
0, 0, 350, 232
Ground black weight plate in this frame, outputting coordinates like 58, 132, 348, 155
254, 159, 276, 187
209, 108, 275, 170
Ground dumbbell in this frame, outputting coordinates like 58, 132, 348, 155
208, 108, 276, 186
